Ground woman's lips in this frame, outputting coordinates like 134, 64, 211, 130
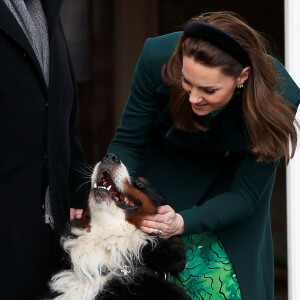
192, 102, 208, 109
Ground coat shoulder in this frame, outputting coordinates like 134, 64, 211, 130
272, 56, 300, 107
138, 32, 181, 84
144, 31, 182, 59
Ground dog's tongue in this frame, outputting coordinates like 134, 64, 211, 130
98, 172, 113, 188
98, 172, 125, 203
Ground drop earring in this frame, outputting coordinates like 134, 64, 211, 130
237, 84, 244, 89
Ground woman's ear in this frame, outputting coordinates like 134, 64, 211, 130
237, 66, 251, 85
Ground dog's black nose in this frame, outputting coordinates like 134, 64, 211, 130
102, 153, 121, 164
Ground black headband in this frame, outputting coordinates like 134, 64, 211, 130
184, 22, 251, 67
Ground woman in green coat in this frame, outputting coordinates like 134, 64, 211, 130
108, 11, 300, 300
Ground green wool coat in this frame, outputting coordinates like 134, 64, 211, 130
108, 32, 300, 300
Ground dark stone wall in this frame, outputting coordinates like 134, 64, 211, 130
159, 0, 284, 60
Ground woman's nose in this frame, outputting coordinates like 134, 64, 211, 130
189, 89, 203, 103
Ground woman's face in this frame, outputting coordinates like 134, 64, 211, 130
182, 56, 245, 116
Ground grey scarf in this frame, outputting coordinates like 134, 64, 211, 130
3, 0, 50, 85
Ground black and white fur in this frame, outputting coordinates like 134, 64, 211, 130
47, 154, 190, 300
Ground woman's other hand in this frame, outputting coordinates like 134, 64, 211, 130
140, 205, 184, 239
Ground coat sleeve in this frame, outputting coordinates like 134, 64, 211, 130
180, 155, 278, 235
108, 37, 165, 176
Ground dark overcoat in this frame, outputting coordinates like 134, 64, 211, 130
0, 0, 87, 298
108, 32, 300, 299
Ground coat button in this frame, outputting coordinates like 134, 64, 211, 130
44, 152, 48, 169
219, 150, 229, 157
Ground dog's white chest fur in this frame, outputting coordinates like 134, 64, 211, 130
49, 201, 154, 300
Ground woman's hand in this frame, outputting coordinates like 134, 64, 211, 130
140, 205, 184, 239
70, 208, 83, 220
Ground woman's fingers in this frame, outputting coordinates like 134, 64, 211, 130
140, 205, 184, 238
141, 219, 166, 230
140, 225, 167, 238
157, 205, 173, 214
142, 214, 166, 223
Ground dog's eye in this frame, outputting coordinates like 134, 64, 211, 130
137, 182, 144, 189
136, 182, 144, 189
132, 179, 145, 190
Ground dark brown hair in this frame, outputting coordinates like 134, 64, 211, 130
162, 11, 298, 163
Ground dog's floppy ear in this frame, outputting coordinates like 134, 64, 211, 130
142, 236, 186, 276
134, 177, 168, 207
70, 206, 91, 231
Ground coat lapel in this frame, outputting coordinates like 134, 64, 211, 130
0, 0, 47, 89
42, 0, 63, 36
208, 93, 249, 152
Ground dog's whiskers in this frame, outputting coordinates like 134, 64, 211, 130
85, 163, 96, 172
72, 162, 95, 177
76, 180, 90, 192
72, 168, 93, 178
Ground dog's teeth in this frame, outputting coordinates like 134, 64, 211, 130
107, 185, 112, 191
124, 197, 130, 205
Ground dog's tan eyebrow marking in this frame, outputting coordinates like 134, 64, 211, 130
138, 177, 148, 184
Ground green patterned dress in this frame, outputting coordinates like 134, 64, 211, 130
171, 232, 242, 300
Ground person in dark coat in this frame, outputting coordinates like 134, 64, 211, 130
108, 11, 300, 300
0, 0, 88, 299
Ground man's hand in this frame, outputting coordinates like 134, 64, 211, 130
70, 208, 83, 220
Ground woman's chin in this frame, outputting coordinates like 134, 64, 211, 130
191, 106, 211, 116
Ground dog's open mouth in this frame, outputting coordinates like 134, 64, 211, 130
94, 171, 137, 208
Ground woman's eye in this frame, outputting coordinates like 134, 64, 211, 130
205, 90, 216, 94
182, 77, 190, 84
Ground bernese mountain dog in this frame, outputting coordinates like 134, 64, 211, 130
47, 153, 190, 300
